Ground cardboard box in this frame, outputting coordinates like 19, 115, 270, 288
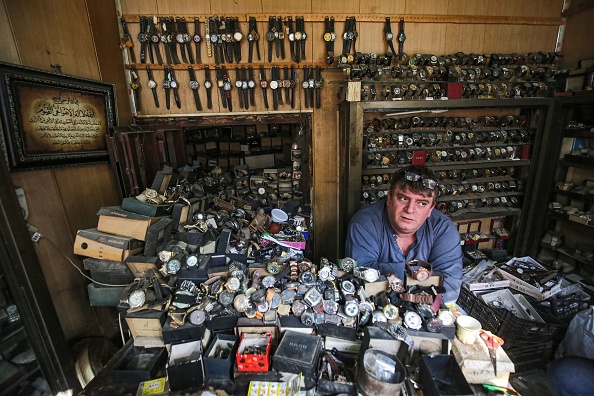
167, 340, 205, 391
125, 256, 162, 280
420, 354, 473, 396
97, 206, 162, 241
479, 289, 533, 321
451, 337, 514, 387
204, 334, 238, 379
74, 228, 144, 262
162, 317, 207, 345
463, 269, 510, 292
499, 257, 562, 300
125, 309, 167, 348
83, 257, 135, 285
272, 331, 323, 379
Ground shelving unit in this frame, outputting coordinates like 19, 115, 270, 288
338, 98, 556, 257
538, 94, 594, 275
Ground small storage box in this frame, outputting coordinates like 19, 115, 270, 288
167, 339, 205, 391
419, 354, 473, 396
272, 331, 323, 379
111, 342, 167, 383
499, 257, 562, 300
236, 333, 272, 372
204, 333, 238, 379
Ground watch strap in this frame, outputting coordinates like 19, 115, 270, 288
241, 66, 249, 110
120, 16, 136, 63
146, 65, 159, 108
277, 17, 285, 59
188, 66, 202, 111
130, 65, 141, 113
400, 292, 434, 305
259, 65, 269, 109
193, 17, 202, 64
204, 67, 213, 109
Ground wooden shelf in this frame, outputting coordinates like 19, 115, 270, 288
554, 189, 594, 204
548, 210, 593, 230
559, 159, 594, 170
362, 159, 530, 174
541, 242, 594, 267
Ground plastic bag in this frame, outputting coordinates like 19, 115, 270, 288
559, 306, 594, 359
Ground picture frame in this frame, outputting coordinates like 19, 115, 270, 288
0, 62, 117, 171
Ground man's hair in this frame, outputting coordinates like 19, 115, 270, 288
389, 165, 438, 199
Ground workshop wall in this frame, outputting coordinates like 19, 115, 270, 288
0, 0, 566, 343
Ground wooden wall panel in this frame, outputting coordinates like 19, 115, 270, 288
311, 0, 359, 14
405, 0, 449, 15
361, 1, 406, 14
261, 0, 310, 13
562, 2, 594, 68
4, 0, 99, 78
0, 0, 19, 64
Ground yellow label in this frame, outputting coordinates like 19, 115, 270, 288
138, 378, 166, 395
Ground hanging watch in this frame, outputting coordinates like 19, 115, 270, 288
146, 65, 159, 108
403, 310, 423, 330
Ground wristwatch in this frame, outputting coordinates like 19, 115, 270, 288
353, 267, 380, 283
204, 67, 213, 109
232, 17, 243, 62
302, 66, 311, 108
286, 16, 296, 62
247, 16, 260, 63
386, 273, 405, 293
138, 16, 149, 63
119, 17, 136, 63
129, 65, 141, 113
145, 65, 159, 108
295, 16, 306, 62
188, 66, 202, 111
405, 259, 433, 282
149, 16, 163, 65
266, 16, 276, 62
403, 310, 423, 330
159, 17, 172, 65
340, 280, 356, 296
323, 16, 336, 65
283, 65, 291, 106
193, 17, 202, 64
384, 17, 396, 61
398, 18, 406, 61
247, 66, 256, 108
259, 65, 269, 109
222, 65, 233, 112
168, 17, 181, 64
276, 16, 285, 60
241, 66, 249, 110
170, 67, 181, 109
270, 65, 280, 110
235, 66, 244, 110
338, 257, 357, 272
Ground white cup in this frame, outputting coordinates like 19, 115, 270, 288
455, 315, 482, 345
271, 208, 289, 223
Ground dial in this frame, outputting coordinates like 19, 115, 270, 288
292, 300, 306, 317
189, 80, 199, 90
188, 309, 206, 326
438, 310, 456, 326
166, 259, 182, 274
170, 80, 177, 89
147, 80, 157, 89
219, 290, 235, 307
204, 81, 212, 89
127, 289, 146, 308
383, 304, 399, 320
404, 311, 423, 330
185, 254, 199, 268
425, 317, 443, 333
344, 301, 359, 317
233, 294, 248, 313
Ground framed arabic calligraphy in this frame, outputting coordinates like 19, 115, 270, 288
0, 62, 117, 170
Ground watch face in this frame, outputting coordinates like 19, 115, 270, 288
270, 80, 278, 89
189, 80, 199, 89
438, 310, 456, 326
341, 280, 355, 295
210, 33, 218, 42
226, 277, 241, 291
188, 309, 206, 325
344, 301, 359, 317
383, 304, 399, 320
128, 289, 146, 308
163, 81, 171, 89
266, 261, 281, 274
426, 317, 443, 333
300, 271, 315, 285
262, 275, 276, 289
167, 259, 181, 274
234, 32, 243, 41
186, 254, 199, 268
223, 82, 232, 91
176, 33, 184, 43
260, 81, 268, 88
219, 290, 235, 306
386, 33, 393, 40
301, 311, 314, 326
302, 81, 309, 89
193, 34, 201, 43
248, 80, 255, 88
292, 300, 306, 317
416, 268, 430, 282
404, 311, 423, 330
235, 80, 242, 88
242, 81, 248, 89
204, 81, 212, 89
323, 32, 332, 42
147, 80, 157, 89
170, 80, 177, 89
372, 310, 387, 324
131, 81, 140, 89
233, 294, 248, 313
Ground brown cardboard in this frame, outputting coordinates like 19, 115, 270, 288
97, 207, 161, 241
74, 228, 144, 261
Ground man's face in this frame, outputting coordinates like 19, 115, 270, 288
386, 186, 435, 237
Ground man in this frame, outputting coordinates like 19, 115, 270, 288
345, 165, 463, 303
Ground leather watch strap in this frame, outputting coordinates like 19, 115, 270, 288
267, 16, 275, 62
259, 65, 269, 109
175, 17, 188, 63
241, 66, 249, 110
233, 17, 243, 63
216, 66, 226, 109
314, 66, 322, 109
247, 16, 260, 63
271, 65, 279, 110
235, 66, 243, 110
398, 18, 406, 61
222, 65, 232, 112
283, 65, 290, 105
302, 67, 309, 108
188, 66, 202, 110
146, 65, 159, 108
138, 16, 149, 63
150, 16, 163, 65
286, 17, 295, 62
170, 67, 181, 108
384, 17, 397, 61
275, 65, 283, 105
204, 67, 213, 109
290, 65, 295, 109
163, 66, 171, 110
130, 65, 141, 112
297, 16, 306, 61
120, 17, 136, 63
145, 17, 155, 64
160, 18, 172, 65
193, 17, 202, 64
323, 17, 336, 65
248, 66, 256, 107
168, 17, 181, 64
277, 17, 285, 59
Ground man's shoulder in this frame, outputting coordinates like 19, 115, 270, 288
351, 201, 385, 223
428, 209, 457, 230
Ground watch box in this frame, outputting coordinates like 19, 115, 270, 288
74, 228, 144, 262
111, 342, 167, 383
83, 257, 135, 285
87, 283, 127, 307
167, 339, 205, 391
162, 316, 207, 345
236, 332, 273, 372
97, 206, 162, 241
360, 326, 406, 358
122, 197, 170, 217
144, 217, 174, 257
419, 354, 473, 396
272, 331, 323, 379
125, 309, 167, 348
125, 256, 163, 280
204, 333, 239, 379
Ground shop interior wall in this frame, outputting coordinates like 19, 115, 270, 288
561, 0, 594, 68
0, 0, 567, 344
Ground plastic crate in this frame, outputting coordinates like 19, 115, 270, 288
236, 333, 272, 373
456, 287, 477, 314
545, 290, 591, 320
457, 288, 568, 347
504, 341, 554, 373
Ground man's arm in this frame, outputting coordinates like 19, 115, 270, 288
428, 222, 463, 303
345, 220, 405, 276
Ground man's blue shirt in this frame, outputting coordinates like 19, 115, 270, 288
345, 200, 463, 302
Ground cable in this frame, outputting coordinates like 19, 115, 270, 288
32, 231, 132, 288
